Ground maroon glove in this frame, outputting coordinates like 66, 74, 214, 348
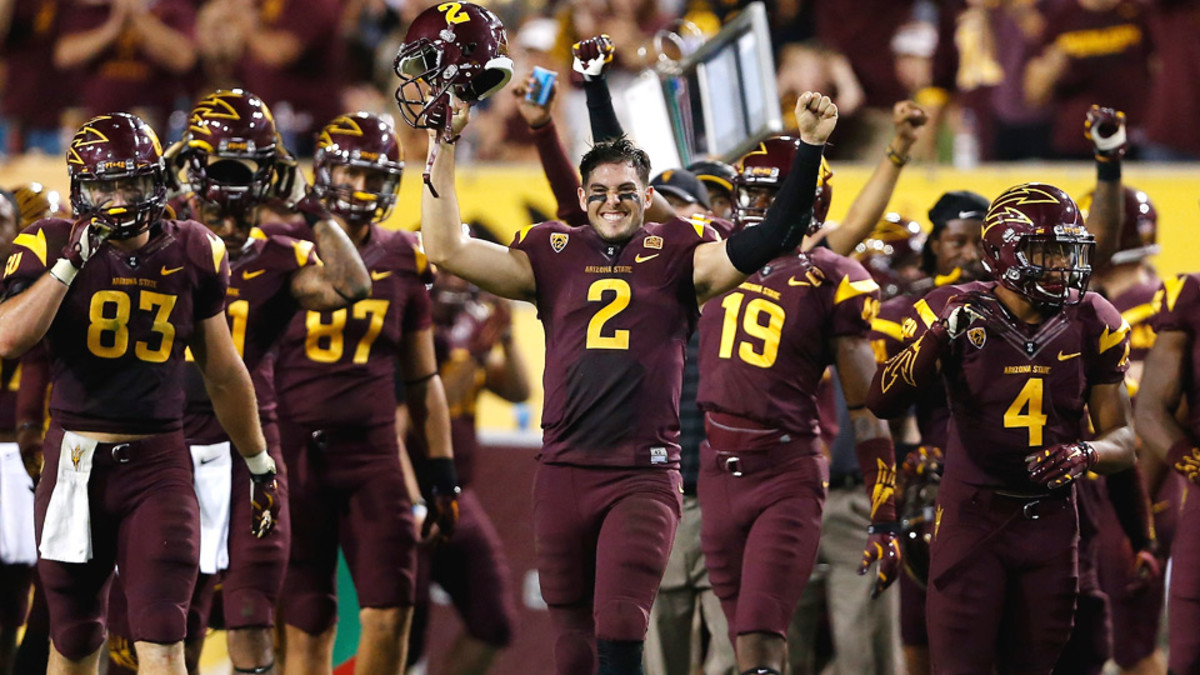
900, 445, 944, 482
1026, 442, 1097, 489
858, 522, 903, 598
250, 469, 279, 538
1084, 105, 1127, 161
572, 34, 615, 81
63, 218, 112, 269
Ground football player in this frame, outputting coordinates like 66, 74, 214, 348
410, 5, 837, 667
864, 190, 989, 675
868, 183, 1136, 672
272, 111, 455, 674
694, 135, 899, 675
0, 113, 275, 674
1135, 256, 1200, 675
403, 264, 529, 673
174, 89, 368, 674
1085, 185, 1171, 675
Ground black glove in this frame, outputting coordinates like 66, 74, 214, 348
418, 457, 461, 542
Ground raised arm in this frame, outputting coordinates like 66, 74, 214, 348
692, 92, 838, 303
289, 198, 371, 311
822, 101, 927, 256
513, 72, 588, 227
421, 106, 537, 302
1083, 106, 1127, 268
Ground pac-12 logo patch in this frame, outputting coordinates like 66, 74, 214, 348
649, 447, 668, 464
967, 327, 987, 349
550, 233, 569, 253
643, 235, 663, 250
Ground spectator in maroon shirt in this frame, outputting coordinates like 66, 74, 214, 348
0, 0, 70, 154
1141, 0, 1200, 161
215, 0, 345, 157
1024, 0, 1151, 159
54, 0, 196, 130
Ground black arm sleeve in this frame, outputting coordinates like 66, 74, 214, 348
583, 78, 625, 143
725, 141, 824, 274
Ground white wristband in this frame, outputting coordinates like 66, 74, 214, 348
48, 259, 78, 286
244, 450, 275, 475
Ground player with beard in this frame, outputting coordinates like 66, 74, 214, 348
868, 183, 1136, 672
172, 89, 369, 675
271, 112, 456, 674
693, 135, 899, 675
0, 113, 275, 675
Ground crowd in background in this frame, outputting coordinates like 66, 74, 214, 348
1, 0, 1199, 165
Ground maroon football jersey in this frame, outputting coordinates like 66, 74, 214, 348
874, 292, 952, 448
1108, 277, 1159, 365
898, 281, 1129, 491
2, 218, 229, 434
870, 294, 911, 364
183, 227, 319, 443
1150, 274, 1200, 439
275, 226, 431, 427
511, 217, 719, 468
696, 247, 878, 437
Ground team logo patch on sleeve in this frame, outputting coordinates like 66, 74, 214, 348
644, 235, 663, 250
968, 327, 987, 349
550, 232, 569, 253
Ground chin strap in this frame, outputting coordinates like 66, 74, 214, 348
422, 98, 461, 198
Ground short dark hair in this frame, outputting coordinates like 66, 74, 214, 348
579, 137, 652, 187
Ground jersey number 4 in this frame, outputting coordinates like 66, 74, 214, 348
1004, 377, 1048, 446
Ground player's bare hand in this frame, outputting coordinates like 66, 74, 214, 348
471, 298, 513, 358
858, 523, 902, 598
1025, 441, 1097, 489
891, 100, 928, 148
1085, 105, 1127, 161
572, 34, 615, 82
795, 91, 838, 146
513, 73, 556, 129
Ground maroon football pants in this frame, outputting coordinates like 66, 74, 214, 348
697, 431, 826, 642
1169, 481, 1200, 674
35, 424, 199, 660
927, 477, 1078, 674
533, 463, 681, 675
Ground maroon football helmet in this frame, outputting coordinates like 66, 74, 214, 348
854, 213, 926, 300
1077, 186, 1158, 266
393, 2, 514, 130
67, 113, 167, 240
732, 136, 833, 232
181, 89, 280, 216
982, 183, 1095, 306
313, 113, 404, 226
